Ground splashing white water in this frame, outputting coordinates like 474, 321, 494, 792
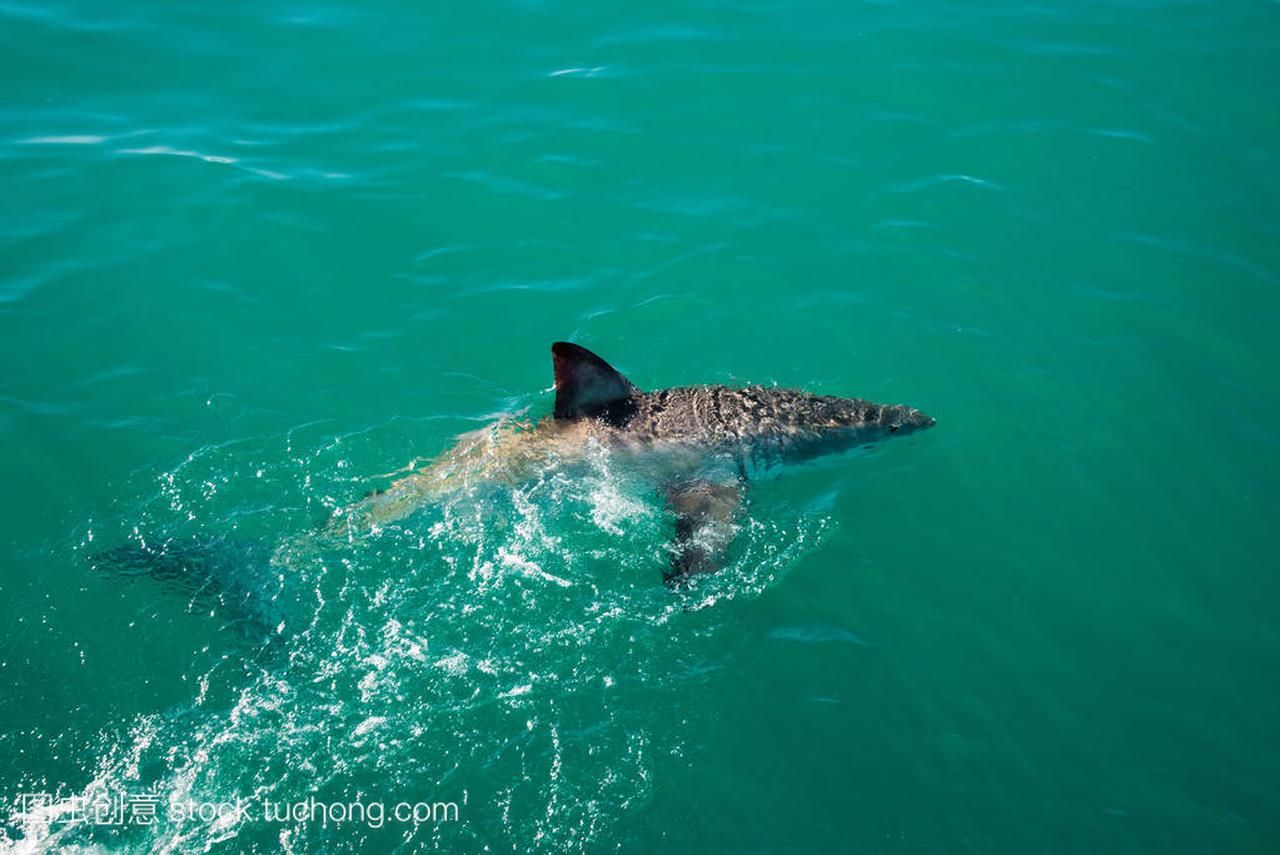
5, 420, 832, 851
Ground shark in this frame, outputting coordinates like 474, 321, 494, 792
331, 342, 935, 585
90, 341, 935, 621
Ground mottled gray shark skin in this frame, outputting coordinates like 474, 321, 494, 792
341, 341, 935, 587
617, 379, 933, 467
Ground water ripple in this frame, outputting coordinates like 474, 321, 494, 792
885, 173, 1006, 194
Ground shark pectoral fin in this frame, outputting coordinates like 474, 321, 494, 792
663, 478, 745, 586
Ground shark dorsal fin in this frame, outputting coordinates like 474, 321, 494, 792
552, 342, 639, 423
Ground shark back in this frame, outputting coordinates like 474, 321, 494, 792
550, 341, 933, 468
626, 384, 925, 461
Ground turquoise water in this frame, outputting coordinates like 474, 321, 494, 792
3, 0, 1279, 851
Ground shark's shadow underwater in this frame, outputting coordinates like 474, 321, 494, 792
92, 341, 935, 609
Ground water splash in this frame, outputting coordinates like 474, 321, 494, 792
3, 420, 831, 851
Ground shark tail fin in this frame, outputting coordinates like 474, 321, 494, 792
88, 535, 284, 636
551, 342, 640, 424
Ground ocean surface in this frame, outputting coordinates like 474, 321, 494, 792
2, 1, 1278, 851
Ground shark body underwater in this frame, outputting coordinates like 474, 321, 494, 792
334, 342, 935, 585
93, 342, 935, 605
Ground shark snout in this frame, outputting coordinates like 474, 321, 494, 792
887, 406, 936, 434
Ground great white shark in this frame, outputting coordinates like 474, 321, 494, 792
91, 341, 935, 621
332, 341, 935, 584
